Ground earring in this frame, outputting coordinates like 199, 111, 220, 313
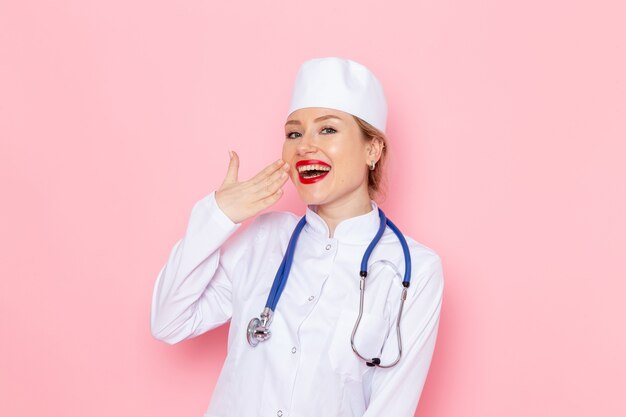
369, 160, 376, 171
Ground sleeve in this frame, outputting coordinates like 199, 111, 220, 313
150, 191, 254, 345
363, 254, 445, 417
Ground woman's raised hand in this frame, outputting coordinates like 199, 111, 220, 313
215, 151, 290, 224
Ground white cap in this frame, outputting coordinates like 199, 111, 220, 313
287, 57, 388, 133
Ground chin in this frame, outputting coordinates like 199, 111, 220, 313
291, 173, 332, 206
295, 188, 329, 206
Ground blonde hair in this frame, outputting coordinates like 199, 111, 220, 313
353, 116, 388, 202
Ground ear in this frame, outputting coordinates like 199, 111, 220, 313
365, 137, 384, 164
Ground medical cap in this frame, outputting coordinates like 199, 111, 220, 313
287, 57, 388, 134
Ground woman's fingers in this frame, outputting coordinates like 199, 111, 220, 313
251, 164, 289, 197
256, 187, 284, 209
266, 168, 289, 194
249, 158, 287, 186
216, 154, 290, 223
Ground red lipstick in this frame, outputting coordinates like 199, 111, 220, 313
295, 159, 332, 184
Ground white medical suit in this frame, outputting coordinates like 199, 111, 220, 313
150, 191, 444, 417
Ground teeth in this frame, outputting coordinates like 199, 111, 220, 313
297, 164, 331, 173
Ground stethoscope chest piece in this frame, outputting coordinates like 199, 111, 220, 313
247, 307, 273, 347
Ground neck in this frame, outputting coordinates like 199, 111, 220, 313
314, 189, 373, 238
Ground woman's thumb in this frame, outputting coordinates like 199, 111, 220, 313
223, 150, 239, 184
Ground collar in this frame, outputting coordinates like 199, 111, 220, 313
303, 201, 381, 244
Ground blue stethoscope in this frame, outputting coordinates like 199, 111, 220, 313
246, 208, 412, 368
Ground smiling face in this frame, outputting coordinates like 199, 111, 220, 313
282, 107, 374, 208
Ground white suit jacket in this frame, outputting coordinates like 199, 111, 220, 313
151, 191, 444, 417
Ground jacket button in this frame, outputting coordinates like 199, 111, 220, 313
291, 347, 297, 354
308, 295, 315, 301
325, 244, 332, 250
277, 411, 283, 417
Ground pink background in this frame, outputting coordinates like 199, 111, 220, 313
1, 1, 625, 416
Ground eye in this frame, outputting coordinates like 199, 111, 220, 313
286, 131, 301, 139
321, 127, 337, 134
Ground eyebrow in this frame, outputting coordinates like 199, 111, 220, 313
285, 115, 343, 126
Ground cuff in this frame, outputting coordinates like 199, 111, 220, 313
197, 191, 241, 233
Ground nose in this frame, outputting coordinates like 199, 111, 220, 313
295, 131, 317, 156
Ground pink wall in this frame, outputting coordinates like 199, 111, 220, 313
1, 1, 625, 416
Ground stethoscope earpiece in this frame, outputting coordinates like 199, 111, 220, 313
366, 358, 381, 367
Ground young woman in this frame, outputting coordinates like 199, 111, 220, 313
151, 57, 444, 417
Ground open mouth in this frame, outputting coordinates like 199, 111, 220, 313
295, 160, 332, 184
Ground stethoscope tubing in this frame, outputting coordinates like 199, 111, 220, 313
265, 217, 307, 311
248, 208, 412, 368
352, 209, 411, 367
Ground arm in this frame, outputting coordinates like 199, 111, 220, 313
150, 153, 290, 345
364, 255, 445, 417
150, 191, 249, 345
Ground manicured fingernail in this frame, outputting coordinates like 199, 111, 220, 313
228, 149, 233, 158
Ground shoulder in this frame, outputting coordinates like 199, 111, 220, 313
404, 236, 444, 287
220, 209, 302, 260
380, 228, 444, 293
244, 210, 302, 241
402, 238, 444, 313
405, 236, 442, 270
256, 210, 301, 225
254, 210, 301, 229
